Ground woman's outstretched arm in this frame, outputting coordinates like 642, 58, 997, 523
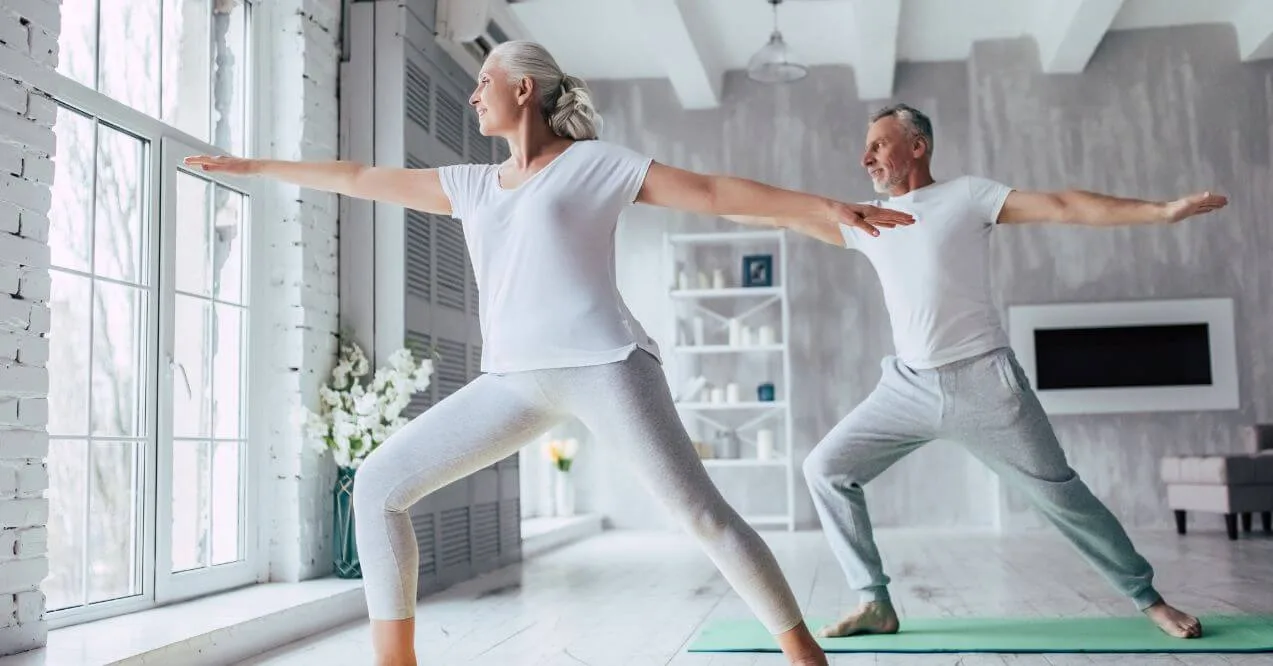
184, 155, 453, 215
636, 162, 912, 246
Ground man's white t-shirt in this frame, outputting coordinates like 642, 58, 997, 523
841, 176, 1014, 370
437, 139, 660, 374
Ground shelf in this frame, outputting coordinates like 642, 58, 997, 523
701, 458, 787, 468
674, 401, 787, 411
673, 344, 785, 354
742, 515, 792, 527
667, 230, 785, 244
671, 287, 783, 299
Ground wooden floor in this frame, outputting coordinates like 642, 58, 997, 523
239, 527, 1273, 665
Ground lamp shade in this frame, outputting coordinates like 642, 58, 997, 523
746, 29, 808, 84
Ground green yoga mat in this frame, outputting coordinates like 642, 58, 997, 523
688, 616, 1273, 654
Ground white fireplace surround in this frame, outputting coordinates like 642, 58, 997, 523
1006, 298, 1239, 416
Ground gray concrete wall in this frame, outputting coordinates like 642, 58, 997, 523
576, 25, 1273, 533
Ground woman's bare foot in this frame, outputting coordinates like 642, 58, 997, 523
773, 621, 829, 665
370, 617, 418, 666
817, 600, 901, 638
1144, 600, 1202, 638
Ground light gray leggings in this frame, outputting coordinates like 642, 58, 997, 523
804, 347, 1162, 610
352, 349, 803, 633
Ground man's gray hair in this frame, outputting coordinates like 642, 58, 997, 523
869, 103, 934, 158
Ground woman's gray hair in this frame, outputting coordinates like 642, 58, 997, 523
869, 103, 934, 157
489, 40, 600, 140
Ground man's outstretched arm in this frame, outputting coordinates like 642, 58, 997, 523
997, 189, 1228, 226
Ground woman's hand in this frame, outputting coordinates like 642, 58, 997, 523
184, 154, 260, 176
834, 201, 913, 238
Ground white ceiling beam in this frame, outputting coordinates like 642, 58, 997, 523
847, 0, 901, 100
1034, 0, 1126, 74
1235, 0, 1273, 61
631, 0, 721, 110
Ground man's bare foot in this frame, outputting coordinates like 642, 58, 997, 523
817, 600, 901, 638
1144, 600, 1202, 638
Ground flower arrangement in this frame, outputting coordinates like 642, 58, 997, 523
543, 437, 580, 473
304, 341, 434, 469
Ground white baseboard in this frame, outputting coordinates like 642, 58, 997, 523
522, 514, 604, 559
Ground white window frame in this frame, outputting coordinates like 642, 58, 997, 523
1007, 297, 1240, 416
16, 0, 272, 629
154, 138, 261, 604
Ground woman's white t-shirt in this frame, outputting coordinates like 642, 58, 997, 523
437, 139, 661, 374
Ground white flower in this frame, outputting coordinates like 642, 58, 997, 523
320, 386, 342, 409
388, 348, 415, 375
353, 391, 378, 416
562, 438, 580, 459
304, 410, 328, 442
371, 367, 391, 393
333, 414, 359, 445
331, 361, 352, 390
348, 344, 370, 378
413, 359, 434, 391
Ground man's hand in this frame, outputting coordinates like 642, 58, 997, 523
1162, 191, 1228, 224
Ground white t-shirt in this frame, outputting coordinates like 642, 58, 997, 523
841, 176, 1014, 369
437, 139, 660, 374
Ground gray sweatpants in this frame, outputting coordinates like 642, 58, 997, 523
353, 349, 805, 633
803, 347, 1162, 611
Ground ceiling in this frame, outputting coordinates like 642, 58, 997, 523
501, 0, 1273, 109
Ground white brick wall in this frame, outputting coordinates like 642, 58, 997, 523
0, 0, 56, 654
0, 0, 342, 652
261, 0, 342, 583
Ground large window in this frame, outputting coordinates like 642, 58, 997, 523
44, 0, 260, 625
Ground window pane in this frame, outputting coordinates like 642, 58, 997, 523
211, 0, 247, 154
88, 441, 142, 603
210, 441, 240, 565
98, 0, 161, 116
56, 0, 97, 90
212, 305, 241, 439
48, 271, 91, 436
94, 125, 147, 284
50, 107, 95, 273
91, 282, 145, 437
173, 295, 212, 438
45, 440, 87, 611
163, 0, 211, 143
175, 172, 211, 297
171, 441, 210, 572
211, 185, 244, 303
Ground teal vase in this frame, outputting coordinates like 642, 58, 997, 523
333, 466, 361, 579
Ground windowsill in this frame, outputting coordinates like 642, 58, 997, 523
0, 578, 366, 666
2, 516, 606, 666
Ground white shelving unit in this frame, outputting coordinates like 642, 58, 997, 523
662, 229, 796, 531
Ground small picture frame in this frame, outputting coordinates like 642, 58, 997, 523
742, 254, 773, 288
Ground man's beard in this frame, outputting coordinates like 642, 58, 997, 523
872, 166, 906, 195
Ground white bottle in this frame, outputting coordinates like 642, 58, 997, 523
757, 429, 775, 460
726, 383, 740, 404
